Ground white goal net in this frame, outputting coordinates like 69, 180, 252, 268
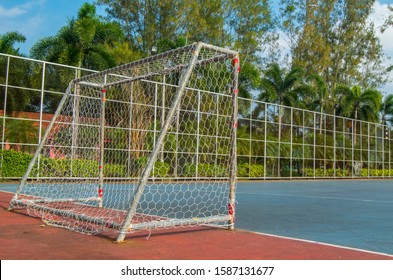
9, 42, 239, 242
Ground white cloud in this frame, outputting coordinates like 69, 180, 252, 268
0, 1, 46, 18
368, 1, 393, 94
20, 0, 46, 10
0, 5, 27, 17
0, 1, 47, 55
0, 12, 44, 36
369, 1, 393, 54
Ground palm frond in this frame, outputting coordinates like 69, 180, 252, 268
30, 36, 60, 60
0, 31, 26, 54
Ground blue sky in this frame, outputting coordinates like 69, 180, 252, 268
0, 0, 392, 93
0, 0, 100, 55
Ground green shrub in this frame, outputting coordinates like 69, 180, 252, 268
38, 158, 129, 178
303, 168, 350, 177
184, 163, 227, 177
38, 158, 72, 177
31, 158, 97, 177
4, 149, 393, 180
0, 151, 170, 179
237, 163, 249, 177
152, 161, 171, 177
44, 159, 129, 178
134, 157, 170, 177
362, 168, 393, 177
104, 164, 127, 177
335, 168, 349, 177
302, 167, 393, 177
237, 163, 265, 177
72, 159, 99, 177
0, 150, 33, 177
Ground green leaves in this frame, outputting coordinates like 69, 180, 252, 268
0, 150, 33, 178
4, 118, 39, 153
0, 31, 26, 55
334, 85, 382, 122
30, 2, 123, 70
259, 63, 304, 107
279, 0, 390, 92
97, 0, 273, 61
381, 94, 393, 125
74, 18, 97, 49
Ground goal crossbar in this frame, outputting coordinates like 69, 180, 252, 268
75, 43, 235, 87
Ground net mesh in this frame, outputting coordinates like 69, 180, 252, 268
10, 43, 239, 237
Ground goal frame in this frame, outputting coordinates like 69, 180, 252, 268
9, 42, 239, 242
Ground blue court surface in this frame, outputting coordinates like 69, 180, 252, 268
2, 179, 393, 255
235, 180, 393, 255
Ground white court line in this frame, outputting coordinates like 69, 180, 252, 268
0, 189, 15, 194
241, 229, 393, 258
236, 192, 393, 203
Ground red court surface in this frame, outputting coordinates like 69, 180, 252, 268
1, 191, 392, 260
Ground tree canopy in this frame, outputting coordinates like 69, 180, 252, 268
279, 0, 392, 94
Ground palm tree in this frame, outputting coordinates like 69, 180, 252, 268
305, 74, 332, 133
306, 74, 330, 113
30, 3, 123, 75
0, 31, 26, 55
258, 63, 304, 107
258, 63, 304, 176
237, 61, 262, 128
335, 85, 382, 122
237, 126, 251, 158
380, 94, 393, 126
30, 3, 126, 161
5, 119, 39, 153
0, 32, 35, 114
335, 85, 382, 147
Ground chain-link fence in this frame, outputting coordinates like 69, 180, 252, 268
237, 98, 392, 179
0, 53, 97, 178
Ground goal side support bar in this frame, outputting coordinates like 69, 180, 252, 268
9, 82, 75, 209
115, 43, 204, 243
228, 54, 239, 230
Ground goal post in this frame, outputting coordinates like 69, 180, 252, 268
9, 42, 239, 241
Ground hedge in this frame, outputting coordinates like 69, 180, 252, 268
134, 157, 170, 177
237, 163, 265, 177
361, 169, 393, 177
0, 150, 170, 178
2, 150, 393, 179
0, 150, 33, 177
183, 163, 227, 177
36, 157, 170, 178
303, 168, 393, 177
303, 168, 350, 177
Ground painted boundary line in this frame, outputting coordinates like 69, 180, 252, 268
244, 229, 393, 258
0, 189, 15, 194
